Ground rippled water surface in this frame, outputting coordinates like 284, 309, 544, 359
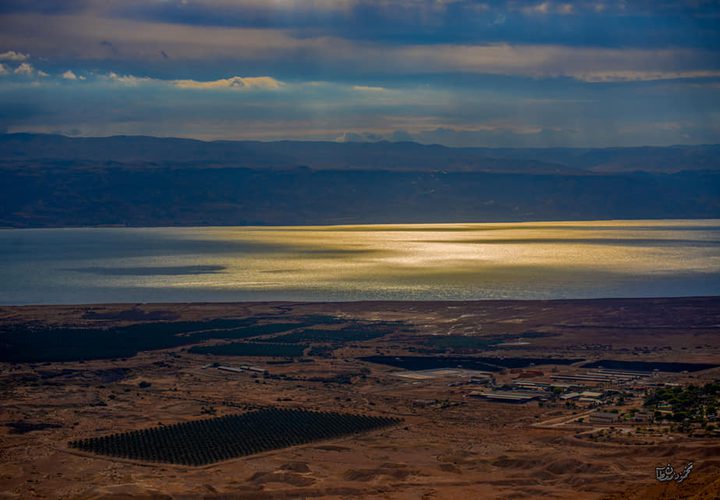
1, 220, 719, 304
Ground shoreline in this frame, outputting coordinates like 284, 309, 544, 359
1, 217, 719, 231
2, 294, 720, 309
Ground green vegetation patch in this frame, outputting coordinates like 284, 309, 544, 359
189, 342, 308, 357
644, 382, 720, 424
69, 408, 401, 465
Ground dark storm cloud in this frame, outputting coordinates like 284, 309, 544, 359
106, 0, 720, 49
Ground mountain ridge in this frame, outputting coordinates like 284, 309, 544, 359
1, 133, 718, 227
2, 133, 719, 174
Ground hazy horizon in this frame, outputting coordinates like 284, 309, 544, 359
6, 130, 720, 150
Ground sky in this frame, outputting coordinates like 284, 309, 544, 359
0, 0, 719, 147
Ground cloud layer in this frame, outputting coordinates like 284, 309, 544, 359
0, 0, 718, 146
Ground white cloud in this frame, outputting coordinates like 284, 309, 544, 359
99, 72, 285, 90
0, 50, 29, 62
0, 63, 8, 75
335, 131, 384, 142
160, 0, 357, 12
0, 14, 306, 61
574, 70, 720, 82
37, 70, 49, 77
0, 12, 717, 85
173, 76, 283, 90
352, 85, 386, 92
522, 2, 550, 14
534, 2, 551, 14
11, 44, 718, 86
523, 2, 573, 15
14, 62, 33, 75
105, 71, 154, 85
385, 44, 720, 82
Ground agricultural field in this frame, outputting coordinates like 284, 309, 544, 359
0, 316, 351, 362
267, 325, 395, 344
70, 408, 401, 465
189, 342, 308, 357
190, 323, 302, 341
419, 331, 556, 353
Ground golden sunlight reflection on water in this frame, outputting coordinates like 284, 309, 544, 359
2, 220, 719, 303
131, 220, 720, 297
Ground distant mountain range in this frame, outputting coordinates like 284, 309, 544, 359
2, 133, 719, 173
1, 134, 718, 227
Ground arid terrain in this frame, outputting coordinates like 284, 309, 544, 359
1, 297, 720, 499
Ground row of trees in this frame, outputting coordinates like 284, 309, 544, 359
70, 408, 400, 466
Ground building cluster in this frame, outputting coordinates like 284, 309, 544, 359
466, 367, 655, 406
550, 368, 652, 386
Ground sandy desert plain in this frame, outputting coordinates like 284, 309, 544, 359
1, 297, 720, 499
